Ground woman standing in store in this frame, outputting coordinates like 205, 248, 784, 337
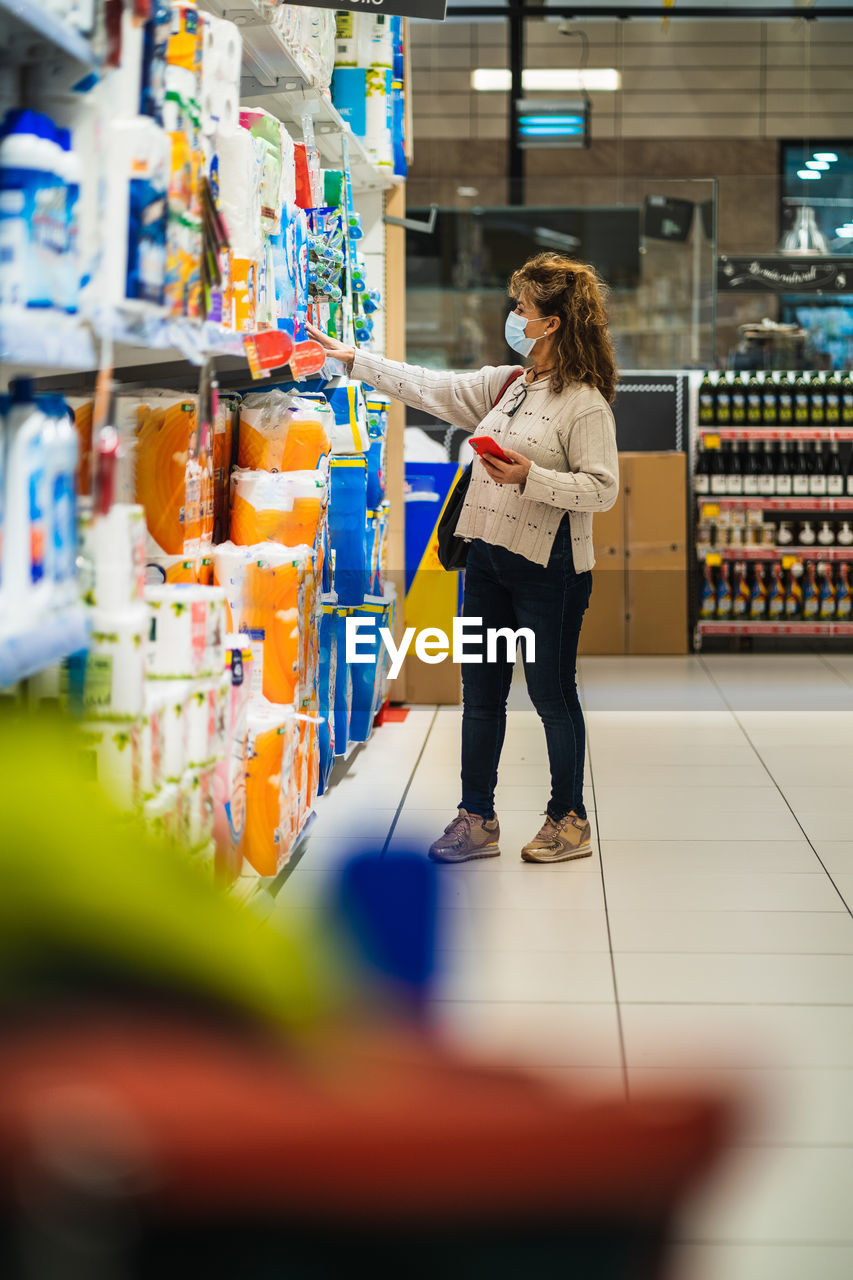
307, 252, 618, 865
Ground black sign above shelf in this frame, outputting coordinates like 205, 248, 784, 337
718, 255, 853, 295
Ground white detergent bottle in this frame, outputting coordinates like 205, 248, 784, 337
3, 378, 51, 626
0, 110, 65, 310
42, 395, 79, 609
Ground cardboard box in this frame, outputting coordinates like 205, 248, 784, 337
580, 452, 688, 655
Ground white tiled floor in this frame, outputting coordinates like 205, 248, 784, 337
274, 653, 853, 1280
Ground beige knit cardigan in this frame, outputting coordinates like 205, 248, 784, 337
350, 350, 619, 570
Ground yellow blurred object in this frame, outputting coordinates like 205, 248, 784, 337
0, 707, 338, 1027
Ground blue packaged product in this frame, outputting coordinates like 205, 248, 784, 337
332, 606, 352, 755
366, 438, 385, 510
318, 598, 338, 792
331, 68, 368, 138
348, 594, 392, 741
328, 456, 369, 605
0, 109, 66, 309
392, 80, 407, 179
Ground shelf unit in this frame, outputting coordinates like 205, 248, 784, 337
0, 0, 98, 69
698, 545, 853, 562
699, 427, 853, 442
698, 620, 853, 639
698, 497, 853, 512
0, 608, 90, 688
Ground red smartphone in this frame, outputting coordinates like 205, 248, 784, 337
469, 435, 512, 464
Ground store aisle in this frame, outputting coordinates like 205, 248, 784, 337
274, 654, 853, 1280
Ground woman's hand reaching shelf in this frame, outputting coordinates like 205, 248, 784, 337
305, 322, 356, 372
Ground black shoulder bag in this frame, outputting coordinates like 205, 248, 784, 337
436, 370, 524, 571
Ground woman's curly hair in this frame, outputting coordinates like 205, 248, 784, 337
509, 253, 618, 403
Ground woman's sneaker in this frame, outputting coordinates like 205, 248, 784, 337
428, 809, 500, 863
521, 812, 592, 863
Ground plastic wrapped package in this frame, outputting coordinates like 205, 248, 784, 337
327, 456, 368, 605
139, 682, 171, 800
294, 707, 320, 832
145, 584, 226, 679
213, 639, 252, 884
126, 392, 210, 557
230, 467, 327, 549
180, 764, 217, 852
213, 126, 264, 260
347, 593, 391, 743
243, 701, 298, 877
238, 390, 331, 473
79, 719, 142, 812
213, 393, 239, 543
325, 381, 369, 454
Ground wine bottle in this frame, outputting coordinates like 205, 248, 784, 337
809, 374, 826, 427
698, 373, 715, 426
810, 441, 827, 496
794, 374, 810, 425
818, 565, 836, 620
802, 561, 820, 619
784, 565, 803, 619
761, 373, 778, 425
827, 441, 844, 497
731, 374, 747, 426
824, 372, 841, 426
841, 372, 853, 426
732, 562, 750, 617
767, 562, 785, 619
743, 440, 762, 496
715, 374, 732, 426
749, 562, 768, 619
846, 444, 853, 497
759, 440, 776, 497
709, 441, 727, 496
747, 373, 762, 425
726, 440, 743, 496
792, 441, 810, 496
777, 373, 794, 426
775, 441, 793, 497
837, 564, 852, 619
694, 439, 710, 496
716, 563, 733, 619
699, 563, 716, 619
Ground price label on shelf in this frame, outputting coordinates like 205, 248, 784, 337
701, 504, 720, 518
705, 553, 722, 566
704, 434, 721, 450
781, 555, 799, 570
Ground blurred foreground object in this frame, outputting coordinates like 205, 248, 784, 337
0, 711, 736, 1279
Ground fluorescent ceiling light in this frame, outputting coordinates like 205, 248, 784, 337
806, 160, 829, 170
796, 169, 821, 180
814, 152, 838, 162
835, 227, 853, 237
471, 68, 621, 92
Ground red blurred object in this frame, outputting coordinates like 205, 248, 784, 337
289, 339, 327, 381
242, 329, 295, 379
0, 1009, 733, 1249
294, 144, 312, 210
381, 706, 410, 724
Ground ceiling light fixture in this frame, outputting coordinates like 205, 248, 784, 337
796, 169, 821, 180
814, 152, 839, 162
471, 68, 621, 93
806, 160, 830, 170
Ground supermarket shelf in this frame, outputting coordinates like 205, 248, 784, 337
206, 0, 392, 193
0, 607, 90, 689
699, 546, 853, 562
698, 620, 853, 638
700, 427, 853, 441
0, 0, 98, 69
1, 307, 97, 373
231, 810, 318, 906
697, 496, 853, 512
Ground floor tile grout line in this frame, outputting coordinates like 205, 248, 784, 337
698, 657, 853, 923
586, 736, 630, 1100
380, 704, 441, 858
816, 650, 853, 689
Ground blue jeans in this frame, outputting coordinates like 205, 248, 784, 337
459, 518, 592, 823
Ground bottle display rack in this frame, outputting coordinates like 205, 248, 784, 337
690, 370, 853, 646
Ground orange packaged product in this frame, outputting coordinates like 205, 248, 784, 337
238, 390, 331, 473
243, 558, 301, 707
133, 394, 212, 557
243, 704, 297, 877
213, 394, 238, 543
67, 397, 93, 495
229, 469, 327, 549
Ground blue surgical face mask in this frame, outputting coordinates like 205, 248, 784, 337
505, 309, 551, 357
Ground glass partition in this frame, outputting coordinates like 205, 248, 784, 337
405, 178, 718, 373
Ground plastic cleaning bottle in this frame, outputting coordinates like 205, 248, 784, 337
0, 109, 65, 310
2, 377, 50, 624
56, 127, 81, 313
42, 395, 79, 608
